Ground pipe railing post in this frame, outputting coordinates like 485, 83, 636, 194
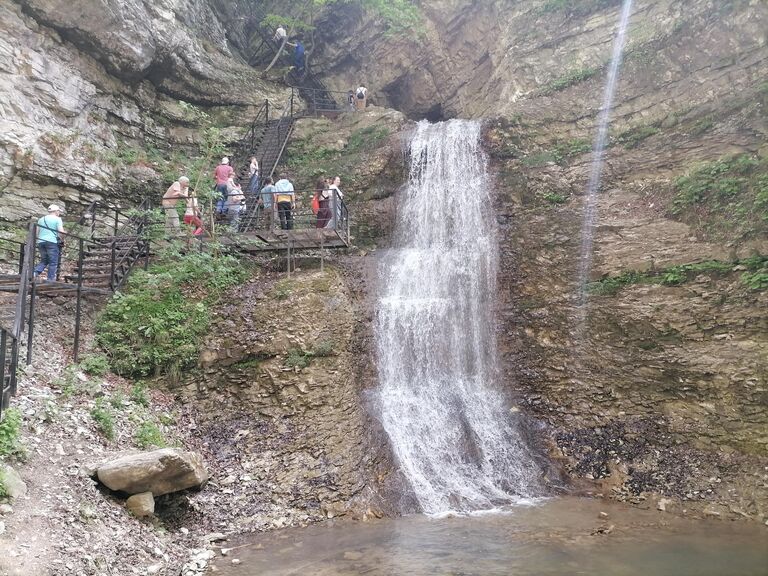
110, 241, 117, 292
113, 207, 119, 236
1, 329, 7, 420
73, 237, 84, 363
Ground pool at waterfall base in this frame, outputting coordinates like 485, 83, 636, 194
209, 498, 768, 575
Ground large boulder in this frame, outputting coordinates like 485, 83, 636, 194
0, 465, 27, 500
96, 448, 208, 496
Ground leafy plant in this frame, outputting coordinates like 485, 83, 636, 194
0, 469, 8, 498
285, 348, 311, 369
312, 339, 335, 357
90, 399, 115, 441
130, 383, 150, 407
543, 192, 568, 204
0, 408, 23, 458
79, 353, 110, 376
109, 391, 126, 410
134, 421, 167, 449
96, 251, 246, 378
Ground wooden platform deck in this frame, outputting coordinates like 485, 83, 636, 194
224, 228, 349, 253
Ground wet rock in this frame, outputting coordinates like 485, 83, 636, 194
96, 448, 208, 496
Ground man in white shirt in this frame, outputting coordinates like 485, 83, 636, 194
273, 25, 287, 43
355, 86, 368, 110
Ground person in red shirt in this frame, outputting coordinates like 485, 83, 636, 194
214, 157, 234, 214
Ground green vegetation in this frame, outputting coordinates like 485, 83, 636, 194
90, 399, 116, 441
0, 408, 22, 458
262, 0, 421, 37
543, 192, 568, 204
540, 0, 622, 15
272, 278, 296, 300
130, 383, 150, 407
587, 258, 768, 295
554, 138, 592, 160
615, 124, 660, 149
96, 249, 247, 378
539, 66, 601, 95
669, 154, 768, 240
79, 353, 110, 376
285, 340, 336, 369
312, 339, 335, 357
134, 420, 167, 449
741, 255, 768, 290
347, 126, 390, 152
109, 391, 126, 410
522, 151, 560, 167
0, 469, 8, 498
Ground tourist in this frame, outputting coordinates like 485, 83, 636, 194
34, 204, 65, 282
294, 40, 306, 77
347, 90, 355, 111
355, 85, 368, 110
259, 177, 276, 229
273, 25, 287, 44
225, 181, 245, 231
315, 178, 332, 229
214, 157, 233, 214
248, 156, 260, 193
327, 175, 344, 228
274, 174, 295, 230
183, 188, 204, 236
162, 176, 189, 231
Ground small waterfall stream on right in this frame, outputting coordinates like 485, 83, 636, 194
373, 119, 541, 515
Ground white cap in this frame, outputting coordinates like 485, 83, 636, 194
221, 157, 229, 165
48, 204, 62, 212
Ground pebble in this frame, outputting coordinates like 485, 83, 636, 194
231, 559, 241, 565
0, 504, 13, 515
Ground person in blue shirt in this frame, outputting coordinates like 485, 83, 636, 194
294, 40, 305, 77
259, 177, 277, 229
34, 204, 65, 282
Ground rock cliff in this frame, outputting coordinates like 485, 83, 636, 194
0, 0, 287, 225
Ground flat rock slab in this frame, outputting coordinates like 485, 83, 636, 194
97, 448, 208, 496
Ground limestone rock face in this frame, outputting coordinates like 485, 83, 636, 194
0, 0, 289, 225
96, 449, 208, 496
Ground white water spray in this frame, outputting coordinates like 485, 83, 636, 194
577, 0, 635, 304
374, 119, 540, 515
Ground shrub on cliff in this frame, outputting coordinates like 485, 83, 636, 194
96, 248, 246, 379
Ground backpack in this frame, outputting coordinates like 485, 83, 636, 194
311, 194, 320, 215
356, 90, 365, 99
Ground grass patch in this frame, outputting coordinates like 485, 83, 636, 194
669, 154, 768, 241
539, 66, 601, 95
312, 339, 336, 357
0, 408, 23, 458
347, 126, 390, 152
522, 151, 560, 167
285, 348, 311, 369
587, 260, 736, 296
540, 0, 622, 15
96, 250, 247, 378
134, 421, 167, 449
90, 399, 115, 441
272, 279, 295, 300
615, 124, 660, 149
740, 255, 768, 290
543, 192, 568, 204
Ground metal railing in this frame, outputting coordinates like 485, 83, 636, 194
235, 188, 349, 243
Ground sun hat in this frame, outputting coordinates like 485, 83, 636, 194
222, 157, 229, 165
48, 204, 63, 213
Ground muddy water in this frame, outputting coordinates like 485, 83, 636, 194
210, 498, 767, 575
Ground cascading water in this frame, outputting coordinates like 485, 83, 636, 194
374, 119, 540, 516
577, 0, 634, 305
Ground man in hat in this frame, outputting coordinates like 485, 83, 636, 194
162, 176, 189, 231
214, 157, 234, 214
34, 204, 65, 282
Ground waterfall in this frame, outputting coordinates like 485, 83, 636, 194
374, 119, 540, 515
577, 0, 634, 304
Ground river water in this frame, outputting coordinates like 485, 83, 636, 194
210, 498, 768, 575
